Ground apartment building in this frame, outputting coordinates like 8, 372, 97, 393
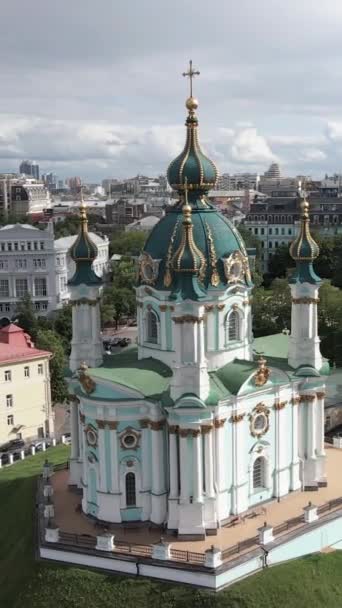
0, 324, 53, 446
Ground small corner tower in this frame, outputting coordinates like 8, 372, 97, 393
68, 192, 103, 372
288, 191, 322, 371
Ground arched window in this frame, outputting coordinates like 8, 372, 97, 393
253, 456, 266, 489
125, 472, 136, 507
226, 310, 240, 342
146, 309, 158, 344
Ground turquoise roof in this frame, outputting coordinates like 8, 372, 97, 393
70, 333, 328, 406
140, 204, 251, 294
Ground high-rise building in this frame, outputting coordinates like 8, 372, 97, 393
263, 163, 281, 179
19, 160, 39, 180
66, 176, 82, 193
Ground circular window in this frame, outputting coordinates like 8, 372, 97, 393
254, 414, 266, 430
231, 262, 242, 278
86, 428, 97, 446
122, 433, 137, 449
251, 412, 268, 436
143, 264, 154, 280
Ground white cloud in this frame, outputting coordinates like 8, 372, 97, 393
230, 128, 276, 164
299, 149, 327, 162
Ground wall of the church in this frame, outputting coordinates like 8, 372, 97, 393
69, 374, 326, 535
136, 285, 253, 374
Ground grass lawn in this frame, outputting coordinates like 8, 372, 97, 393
2, 447, 342, 608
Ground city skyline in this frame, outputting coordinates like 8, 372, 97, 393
1, 0, 342, 180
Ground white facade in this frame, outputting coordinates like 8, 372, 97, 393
0, 324, 53, 446
0, 224, 109, 320
0, 174, 51, 219
0, 223, 57, 319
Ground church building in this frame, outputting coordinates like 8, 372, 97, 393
68, 73, 328, 538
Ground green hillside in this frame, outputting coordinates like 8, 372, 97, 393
2, 447, 342, 608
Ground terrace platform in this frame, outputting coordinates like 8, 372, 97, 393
51, 445, 342, 557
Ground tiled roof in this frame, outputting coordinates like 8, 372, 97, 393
0, 324, 51, 364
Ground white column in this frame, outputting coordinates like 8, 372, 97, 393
140, 421, 151, 491
151, 423, 165, 494
179, 430, 190, 503
97, 424, 106, 492
214, 419, 226, 492
70, 401, 79, 460
290, 398, 301, 490
316, 392, 326, 457
274, 402, 288, 497
231, 413, 248, 514
109, 424, 119, 492
203, 425, 215, 498
169, 427, 179, 498
307, 396, 316, 460
151, 421, 166, 524
192, 430, 203, 503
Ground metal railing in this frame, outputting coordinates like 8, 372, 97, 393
273, 514, 304, 535
221, 535, 259, 560
113, 539, 152, 557
59, 531, 96, 549
169, 548, 205, 565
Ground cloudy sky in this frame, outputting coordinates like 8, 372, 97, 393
2, 0, 342, 181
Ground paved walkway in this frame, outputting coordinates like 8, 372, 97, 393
51, 445, 342, 554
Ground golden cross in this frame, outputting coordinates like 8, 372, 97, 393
182, 59, 200, 98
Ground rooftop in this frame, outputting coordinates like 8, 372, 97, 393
54, 232, 108, 249
85, 334, 307, 402
0, 324, 51, 364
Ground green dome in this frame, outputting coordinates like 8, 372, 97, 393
68, 204, 102, 287
138, 93, 251, 299
70, 205, 98, 263
139, 205, 251, 296
167, 97, 218, 194
289, 195, 321, 285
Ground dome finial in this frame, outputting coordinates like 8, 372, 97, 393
182, 59, 200, 111
167, 62, 218, 197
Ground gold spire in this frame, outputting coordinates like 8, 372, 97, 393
289, 189, 319, 262
172, 178, 206, 278
79, 185, 88, 233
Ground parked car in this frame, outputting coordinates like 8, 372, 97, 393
119, 337, 132, 347
8, 438, 25, 451
0, 452, 10, 465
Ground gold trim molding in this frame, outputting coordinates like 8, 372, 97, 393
230, 413, 245, 424
173, 315, 204, 324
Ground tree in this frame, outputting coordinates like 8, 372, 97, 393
53, 304, 73, 354
35, 329, 68, 404
267, 245, 295, 280
101, 286, 136, 328
15, 294, 39, 340
237, 224, 263, 287
110, 231, 148, 257
112, 259, 136, 290
252, 279, 291, 337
